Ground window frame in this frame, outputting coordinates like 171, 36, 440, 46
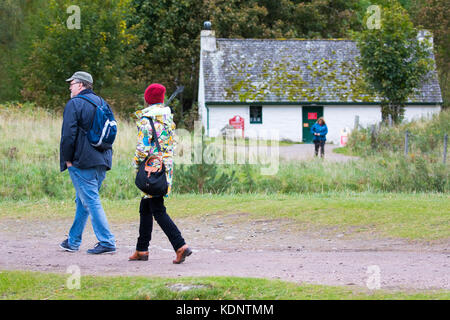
249, 105, 263, 124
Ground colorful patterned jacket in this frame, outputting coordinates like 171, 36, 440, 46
133, 103, 176, 198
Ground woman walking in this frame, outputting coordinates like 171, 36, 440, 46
311, 117, 328, 158
129, 83, 192, 264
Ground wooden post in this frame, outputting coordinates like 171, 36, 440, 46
388, 114, 393, 127
404, 130, 409, 157
444, 134, 448, 164
370, 125, 376, 149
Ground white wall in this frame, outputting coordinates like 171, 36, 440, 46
198, 55, 207, 129
403, 105, 441, 122
207, 105, 303, 142
325, 105, 382, 144
206, 104, 442, 144
207, 105, 249, 137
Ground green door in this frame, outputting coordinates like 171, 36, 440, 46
302, 106, 323, 143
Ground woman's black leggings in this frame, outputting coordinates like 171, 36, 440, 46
136, 197, 186, 252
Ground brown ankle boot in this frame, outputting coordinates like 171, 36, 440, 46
128, 250, 149, 261
173, 245, 192, 264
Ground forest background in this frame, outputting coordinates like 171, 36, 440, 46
0, 0, 448, 128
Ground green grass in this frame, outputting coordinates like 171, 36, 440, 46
0, 103, 448, 199
1, 270, 448, 300
1, 193, 449, 241
333, 146, 355, 156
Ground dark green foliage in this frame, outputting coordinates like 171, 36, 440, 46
354, 0, 434, 123
18, 0, 136, 109
409, 0, 449, 109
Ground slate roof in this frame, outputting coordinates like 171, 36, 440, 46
202, 39, 442, 104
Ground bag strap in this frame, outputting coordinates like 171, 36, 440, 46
144, 116, 162, 154
73, 95, 102, 131
74, 94, 101, 108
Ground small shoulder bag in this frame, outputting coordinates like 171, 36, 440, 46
134, 117, 168, 197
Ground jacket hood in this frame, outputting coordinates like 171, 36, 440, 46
134, 103, 171, 118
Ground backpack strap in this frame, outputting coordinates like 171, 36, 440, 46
74, 94, 105, 107
73, 94, 102, 131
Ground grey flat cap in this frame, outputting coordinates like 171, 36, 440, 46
66, 71, 93, 84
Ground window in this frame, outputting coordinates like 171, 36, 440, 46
249, 106, 262, 124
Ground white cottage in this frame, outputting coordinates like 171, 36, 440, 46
198, 25, 442, 144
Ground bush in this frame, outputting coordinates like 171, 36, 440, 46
347, 109, 450, 161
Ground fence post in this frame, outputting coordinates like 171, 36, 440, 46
370, 125, 376, 149
404, 130, 409, 157
388, 114, 393, 127
354, 115, 360, 130
444, 134, 448, 164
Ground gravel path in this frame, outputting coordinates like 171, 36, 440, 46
234, 143, 358, 163
279, 144, 358, 162
1, 213, 448, 292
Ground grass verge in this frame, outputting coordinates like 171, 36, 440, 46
1, 193, 449, 241
1, 270, 449, 300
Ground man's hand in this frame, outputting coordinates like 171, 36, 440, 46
66, 161, 73, 168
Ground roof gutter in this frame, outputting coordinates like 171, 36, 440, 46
205, 101, 442, 106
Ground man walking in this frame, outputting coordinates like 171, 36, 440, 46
59, 71, 116, 254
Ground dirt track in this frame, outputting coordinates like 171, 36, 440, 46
0, 212, 448, 292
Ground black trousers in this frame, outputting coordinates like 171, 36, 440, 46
314, 140, 325, 157
136, 197, 185, 252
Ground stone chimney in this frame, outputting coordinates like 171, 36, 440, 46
200, 21, 216, 52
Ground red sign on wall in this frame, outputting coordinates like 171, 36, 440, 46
308, 112, 317, 120
229, 115, 245, 138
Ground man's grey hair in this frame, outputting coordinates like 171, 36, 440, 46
79, 80, 93, 90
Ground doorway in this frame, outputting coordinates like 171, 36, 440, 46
302, 106, 323, 143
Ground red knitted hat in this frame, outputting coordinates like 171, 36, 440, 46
144, 83, 166, 105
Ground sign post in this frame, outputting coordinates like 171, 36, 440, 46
229, 115, 245, 138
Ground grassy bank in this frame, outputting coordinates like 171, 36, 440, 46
1, 193, 449, 241
1, 103, 449, 200
1, 270, 448, 300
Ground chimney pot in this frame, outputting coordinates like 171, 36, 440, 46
203, 21, 211, 30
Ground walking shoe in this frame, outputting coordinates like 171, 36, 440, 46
173, 245, 192, 264
87, 242, 116, 255
59, 239, 79, 252
128, 251, 149, 261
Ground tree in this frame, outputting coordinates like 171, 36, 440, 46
355, 0, 434, 123
128, 0, 363, 118
20, 0, 136, 109
410, 0, 449, 109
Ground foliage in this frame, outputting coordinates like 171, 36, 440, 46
19, 0, 137, 109
409, 0, 449, 109
347, 109, 449, 160
127, 0, 363, 113
354, 0, 434, 123
174, 136, 237, 193
208, 0, 362, 39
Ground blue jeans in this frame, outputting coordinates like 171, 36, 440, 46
67, 166, 116, 249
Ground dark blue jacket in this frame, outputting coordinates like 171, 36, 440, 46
311, 123, 328, 141
59, 89, 113, 172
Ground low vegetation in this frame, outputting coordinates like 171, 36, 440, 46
0, 104, 448, 201
1, 271, 449, 300
1, 193, 449, 241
